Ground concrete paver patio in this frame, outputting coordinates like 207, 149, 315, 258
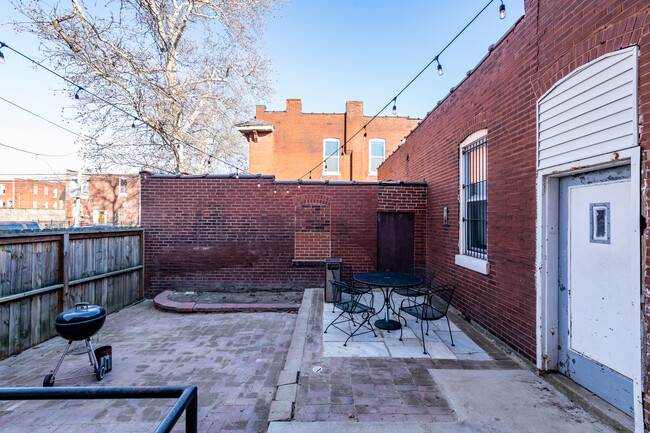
0, 290, 631, 432
0, 300, 295, 433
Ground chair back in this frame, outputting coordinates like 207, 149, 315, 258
330, 280, 354, 304
427, 285, 454, 315
409, 264, 435, 287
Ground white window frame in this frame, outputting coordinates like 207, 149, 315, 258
53, 188, 58, 198
53, 202, 57, 210
33, 185, 38, 195
33, 201, 37, 209
0, 184, 5, 195
455, 130, 489, 275
0, 200, 4, 208
44, 202, 48, 209
322, 138, 341, 175
119, 177, 127, 196
368, 139, 386, 176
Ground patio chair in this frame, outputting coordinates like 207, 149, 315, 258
324, 280, 377, 346
399, 285, 455, 354
391, 265, 435, 325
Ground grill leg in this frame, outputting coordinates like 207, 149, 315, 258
51, 340, 73, 381
86, 338, 100, 371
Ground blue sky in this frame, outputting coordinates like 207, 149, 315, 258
0, 0, 524, 176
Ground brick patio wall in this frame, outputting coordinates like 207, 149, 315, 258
140, 173, 426, 297
380, 0, 650, 423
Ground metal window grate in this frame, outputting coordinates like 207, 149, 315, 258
462, 137, 487, 259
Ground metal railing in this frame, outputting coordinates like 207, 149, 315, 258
0, 386, 198, 433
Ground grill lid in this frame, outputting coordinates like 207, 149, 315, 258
55, 302, 106, 325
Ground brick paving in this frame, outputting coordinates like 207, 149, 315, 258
293, 289, 521, 424
0, 300, 296, 433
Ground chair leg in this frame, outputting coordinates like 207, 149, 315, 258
446, 317, 455, 346
324, 311, 346, 334
424, 320, 430, 336
420, 319, 427, 355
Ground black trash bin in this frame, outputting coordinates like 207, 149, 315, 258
324, 258, 342, 303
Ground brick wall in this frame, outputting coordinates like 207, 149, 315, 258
380, 0, 650, 421
0, 179, 65, 210
140, 173, 426, 297
247, 99, 420, 182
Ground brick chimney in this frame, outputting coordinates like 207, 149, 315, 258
286, 99, 302, 114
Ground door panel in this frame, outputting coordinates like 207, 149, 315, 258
377, 212, 414, 273
558, 166, 633, 415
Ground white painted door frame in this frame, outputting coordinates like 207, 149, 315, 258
535, 148, 642, 431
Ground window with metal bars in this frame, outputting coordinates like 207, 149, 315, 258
461, 137, 487, 259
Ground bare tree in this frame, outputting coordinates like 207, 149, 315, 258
14, 0, 282, 174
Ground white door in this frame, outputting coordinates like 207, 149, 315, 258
558, 166, 634, 415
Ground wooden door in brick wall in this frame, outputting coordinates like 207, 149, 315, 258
377, 212, 414, 273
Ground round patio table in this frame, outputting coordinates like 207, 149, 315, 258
353, 272, 423, 331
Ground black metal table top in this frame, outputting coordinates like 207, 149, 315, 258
353, 272, 422, 287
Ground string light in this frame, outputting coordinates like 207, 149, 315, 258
0, 43, 5, 64
392, 98, 397, 115
436, 57, 443, 76
309, 171, 312, 180
298, 180, 301, 189
207, 156, 212, 165
499, 1, 506, 19
235, 169, 239, 179
131, 119, 137, 128
74, 87, 81, 100
258, 180, 261, 187
286, 187, 289, 194
274, 185, 277, 193
363, 127, 367, 140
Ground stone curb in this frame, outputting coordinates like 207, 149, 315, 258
153, 290, 301, 313
268, 288, 315, 424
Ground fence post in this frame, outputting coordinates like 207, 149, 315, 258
62, 233, 70, 310
139, 230, 145, 299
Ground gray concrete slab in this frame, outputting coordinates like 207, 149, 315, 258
429, 369, 616, 433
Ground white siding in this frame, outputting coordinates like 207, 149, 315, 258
537, 47, 638, 170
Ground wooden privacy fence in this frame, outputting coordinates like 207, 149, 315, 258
0, 228, 144, 360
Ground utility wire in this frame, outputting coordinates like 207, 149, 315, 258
297, 0, 498, 181
0, 95, 89, 140
0, 41, 247, 174
0, 141, 76, 158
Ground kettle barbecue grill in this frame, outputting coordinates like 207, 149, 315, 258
43, 302, 109, 387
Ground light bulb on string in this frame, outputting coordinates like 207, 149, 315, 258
286, 187, 289, 194
392, 99, 397, 115
74, 88, 81, 99
309, 171, 312, 180
132, 118, 137, 128
257, 180, 261, 188
274, 185, 277, 194
436, 58, 443, 76
207, 157, 212, 165
298, 181, 301, 189
0, 49, 5, 64
363, 127, 367, 140
499, 1, 506, 19
236, 169, 239, 179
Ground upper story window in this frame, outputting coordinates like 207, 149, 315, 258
119, 178, 127, 196
33, 185, 38, 195
0, 184, 5, 195
323, 138, 340, 175
53, 188, 58, 198
455, 130, 489, 275
33, 201, 37, 209
44, 202, 48, 209
368, 139, 386, 176
44, 186, 49, 196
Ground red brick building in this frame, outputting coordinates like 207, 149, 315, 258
237, 99, 420, 182
380, 0, 649, 428
0, 178, 65, 210
65, 173, 140, 226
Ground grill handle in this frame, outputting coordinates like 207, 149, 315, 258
75, 302, 90, 309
